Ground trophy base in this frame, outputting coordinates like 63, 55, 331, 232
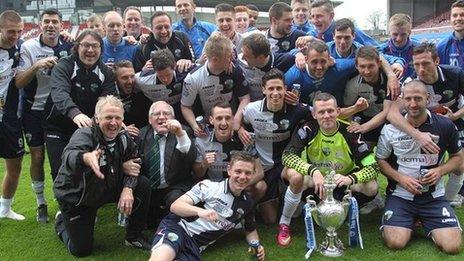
320, 246, 344, 257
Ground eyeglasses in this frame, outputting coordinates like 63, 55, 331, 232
150, 111, 173, 117
154, 25, 171, 31
79, 42, 101, 50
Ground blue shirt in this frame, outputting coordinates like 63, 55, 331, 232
102, 38, 138, 63
326, 40, 405, 67
291, 20, 315, 35
437, 32, 464, 69
173, 18, 217, 59
284, 59, 356, 104
379, 38, 420, 79
311, 22, 378, 47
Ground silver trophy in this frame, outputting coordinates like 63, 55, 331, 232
306, 171, 351, 257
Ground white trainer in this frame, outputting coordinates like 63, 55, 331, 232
0, 209, 25, 220
450, 194, 464, 208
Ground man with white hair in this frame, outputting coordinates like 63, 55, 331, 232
138, 101, 196, 227
54, 95, 151, 257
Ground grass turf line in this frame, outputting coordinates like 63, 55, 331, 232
0, 154, 463, 260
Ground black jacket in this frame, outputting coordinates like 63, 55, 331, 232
137, 125, 196, 189
44, 54, 117, 137
53, 125, 138, 207
133, 31, 195, 72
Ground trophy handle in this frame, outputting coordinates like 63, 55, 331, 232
306, 195, 317, 207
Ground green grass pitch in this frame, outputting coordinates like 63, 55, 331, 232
0, 153, 463, 260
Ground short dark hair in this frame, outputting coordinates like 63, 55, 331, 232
211, 101, 232, 116
246, 4, 259, 12
40, 8, 62, 21
150, 11, 172, 25
242, 33, 270, 57
215, 3, 235, 14
311, 0, 334, 12
229, 151, 255, 168
334, 18, 355, 35
313, 92, 337, 107
452, 0, 464, 9
72, 29, 103, 56
262, 68, 285, 87
413, 42, 438, 60
151, 49, 176, 71
303, 39, 328, 55
355, 46, 380, 63
113, 60, 134, 73
269, 2, 292, 20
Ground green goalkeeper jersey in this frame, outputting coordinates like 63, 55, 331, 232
282, 119, 379, 184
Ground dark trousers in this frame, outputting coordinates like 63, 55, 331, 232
147, 186, 186, 229
56, 176, 150, 257
45, 132, 70, 181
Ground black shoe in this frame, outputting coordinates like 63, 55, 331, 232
125, 235, 151, 251
54, 211, 64, 241
37, 204, 49, 223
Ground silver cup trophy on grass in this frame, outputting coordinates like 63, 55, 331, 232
304, 170, 362, 258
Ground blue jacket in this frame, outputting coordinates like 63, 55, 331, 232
173, 18, 217, 59
378, 38, 420, 79
437, 32, 464, 69
310, 22, 378, 47
102, 38, 138, 63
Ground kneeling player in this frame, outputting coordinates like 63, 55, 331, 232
150, 151, 265, 261
376, 80, 462, 254
277, 92, 380, 247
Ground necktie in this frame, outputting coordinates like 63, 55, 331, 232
148, 134, 161, 189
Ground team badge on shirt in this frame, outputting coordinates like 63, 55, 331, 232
224, 79, 234, 92
173, 83, 182, 92
443, 90, 454, 99
167, 232, 179, 242
174, 49, 182, 58
279, 119, 290, 130
59, 51, 69, 58
322, 147, 330, 156
281, 41, 290, 51
90, 83, 99, 92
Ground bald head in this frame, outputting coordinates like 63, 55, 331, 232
103, 11, 124, 44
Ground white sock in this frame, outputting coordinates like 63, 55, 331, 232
445, 172, 464, 201
32, 181, 47, 206
0, 197, 25, 220
0, 197, 12, 214
279, 188, 302, 225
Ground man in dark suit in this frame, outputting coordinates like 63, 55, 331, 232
138, 101, 196, 227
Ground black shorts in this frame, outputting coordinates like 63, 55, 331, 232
152, 214, 200, 261
381, 195, 461, 235
22, 109, 45, 147
0, 115, 25, 159
301, 185, 375, 206
261, 164, 284, 202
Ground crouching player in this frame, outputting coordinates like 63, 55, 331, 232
149, 151, 265, 261
376, 80, 462, 254
277, 92, 380, 247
